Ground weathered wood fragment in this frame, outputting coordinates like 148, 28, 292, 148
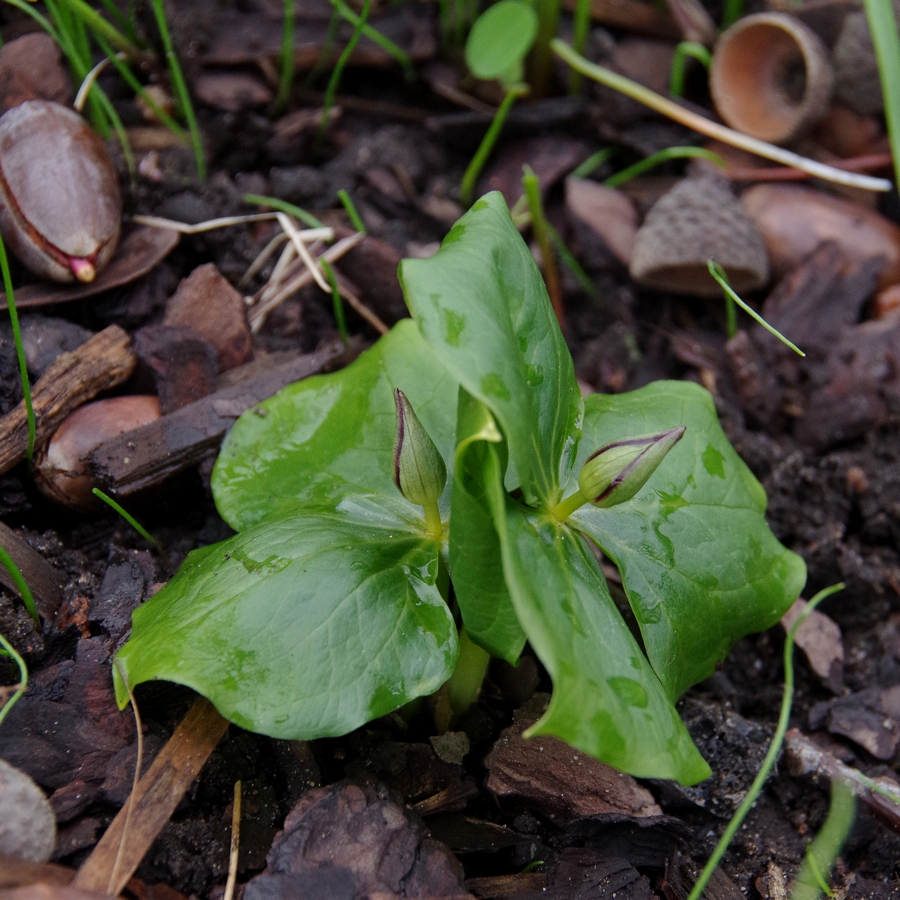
90, 341, 352, 496
0, 326, 136, 476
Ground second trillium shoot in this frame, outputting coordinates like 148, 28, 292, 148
114, 192, 805, 787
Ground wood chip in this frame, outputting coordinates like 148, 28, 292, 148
484, 700, 662, 824
780, 598, 844, 693
0, 325, 137, 476
89, 340, 352, 496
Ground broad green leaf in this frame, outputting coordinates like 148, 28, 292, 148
450, 388, 525, 663
494, 497, 711, 785
568, 382, 807, 701
212, 319, 457, 531
400, 192, 583, 507
114, 498, 457, 739
465, 0, 538, 82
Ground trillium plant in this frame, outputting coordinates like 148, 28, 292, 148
114, 193, 805, 785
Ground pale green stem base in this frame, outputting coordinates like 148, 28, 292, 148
551, 489, 589, 523
444, 626, 491, 722
424, 501, 443, 540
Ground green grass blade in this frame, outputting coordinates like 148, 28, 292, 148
320, 0, 372, 143
0, 631, 28, 727
243, 194, 326, 229
603, 146, 724, 188
0, 545, 39, 625
92, 488, 160, 548
150, 0, 206, 180
0, 236, 35, 465
276, 0, 297, 110
862, 0, 900, 190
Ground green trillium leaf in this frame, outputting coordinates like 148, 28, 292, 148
114, 500, 457, 739
569, 382, 807, 701
494, 497, 711, 785
400, 191, 583, 508
212, 318, 457, 531
450, 388, 525, 663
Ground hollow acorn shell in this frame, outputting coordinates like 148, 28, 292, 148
0, 100, 122, 282
709, 13, 834, 144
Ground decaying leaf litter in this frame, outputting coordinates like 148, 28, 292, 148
1, 0, 900, 896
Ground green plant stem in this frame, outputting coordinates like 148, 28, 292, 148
92, 488, 160, 548
530, 0, 560, 96
550, 39, 892, 192
150, 0, 206, 180
668, 41, 711, 97
61, 0, 143, 57
0, 545, 39, 625
460, 83, 528, 207
551, 489, 588, 523
275, 0, 297, 111
568, 0, 592, 93
720, 0, 743, 29
243, 193, 326, 229
423, 500, 443, 540
331, 0, 413, 80
862, 0, 900, 191
337, 189, 367, 233
319, 0, 372, 144
0, 631, 28, 727
603, 146, 724, 188
0, 238, 35, 465
320, 258, 349, 346
571, 147, 617, 180
686, 583, 846, 900
445, 626, 490, 720
523, 165, 564, 327
707, 261, 805, 356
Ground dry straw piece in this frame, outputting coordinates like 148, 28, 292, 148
709, 12, 834, 144
629, 176, 769, 296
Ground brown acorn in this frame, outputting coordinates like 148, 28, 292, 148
0, 100, 121, 283
35, 395, 160, 510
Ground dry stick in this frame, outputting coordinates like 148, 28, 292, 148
132, 212, 334, 243
108, 661, 144, 896
249, 232, 366, 330
224, 781, 242, 900
784, 729, 900, 835
276, 212, 331, 293
0, 325, 137, 476
551, 39, 893, 193
73, 697, 230, 895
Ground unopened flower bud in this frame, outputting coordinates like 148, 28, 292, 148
393, 389, 447, 507
578, 426, 685, 508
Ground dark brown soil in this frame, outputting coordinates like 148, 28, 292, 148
2, 0, 900, 897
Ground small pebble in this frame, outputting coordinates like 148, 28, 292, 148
0, 757, 56, 861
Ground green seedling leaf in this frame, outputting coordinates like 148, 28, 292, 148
465, 0, 538, 83
401, 191, 582, 507
114, 500, 457, 738
213, 319, 457, 531
450, 388, 525, 663
494, 496, 711, 785
569, 382, 806, 700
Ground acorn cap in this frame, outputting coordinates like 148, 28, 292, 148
832, 3, 900, 116
709, 12, 834, 144
629, 176, 769, 296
